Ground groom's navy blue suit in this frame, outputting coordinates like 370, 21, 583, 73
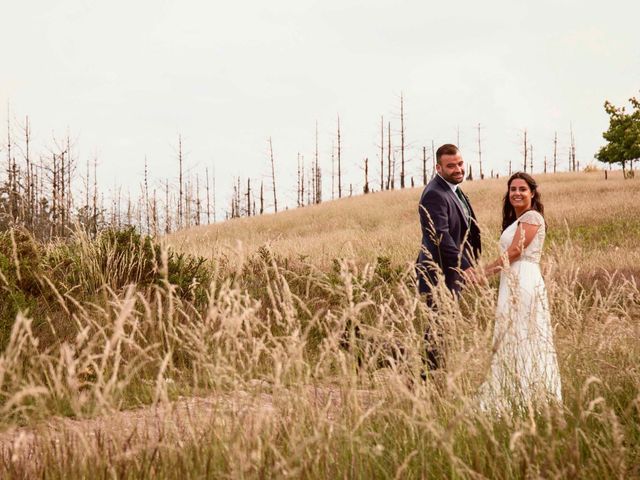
416, 174, 482, 298
416, 174, 481, 371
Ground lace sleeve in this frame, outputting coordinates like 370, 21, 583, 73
518, 210, 544, 226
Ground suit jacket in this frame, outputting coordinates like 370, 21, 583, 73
416, 175, 481, 296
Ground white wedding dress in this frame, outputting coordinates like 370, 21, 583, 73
478, 210, 562, 411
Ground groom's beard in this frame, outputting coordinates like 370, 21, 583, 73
440, 171, 465, 184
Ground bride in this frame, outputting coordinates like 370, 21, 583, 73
477, 172, 562, 411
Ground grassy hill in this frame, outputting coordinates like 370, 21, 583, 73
169, 170, 640, 275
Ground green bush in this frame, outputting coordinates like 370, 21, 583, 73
0, 229, 42, 349
0, 226, 215, 351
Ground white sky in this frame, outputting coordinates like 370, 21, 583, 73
1, 0, 639, 214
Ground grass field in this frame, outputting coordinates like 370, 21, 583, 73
170, 170, 640, 273
0, 170, 639, 478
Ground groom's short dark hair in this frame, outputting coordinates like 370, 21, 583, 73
436, 144, 459, 164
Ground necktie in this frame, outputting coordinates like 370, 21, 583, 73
455, 188, 471, 222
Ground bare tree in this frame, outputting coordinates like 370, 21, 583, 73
260, 180, 264, 215
92, 156, 98, 237
205, 167, 211, 224
363, 157, 369, 194
523, 129, 528, 172
177, 134, 184, 229
315, 165, 322, 203
422, 146, 427, 185
245, 177, 251, 217
380, 116, 384, 191
212, 167, 216, 223
300, 155, 305, 207
314, 121, 321, 204
65, 132, 73, 220
268, 137, 278, 212
400, 93, 405, 188
144, 157, 150, 234
386, 121, 392, 189
297, 153, 302, 207
570, 122, 576, 172
196, 173, 201, 225
152, 188, 158, 237
331, 141, 335, 200
477, 123, 484, 179
337, 116, 342, 198
553, 131, 558, 174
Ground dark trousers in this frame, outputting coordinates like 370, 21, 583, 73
423, 292, 443, 372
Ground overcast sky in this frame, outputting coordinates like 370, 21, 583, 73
1, 0, 639, 214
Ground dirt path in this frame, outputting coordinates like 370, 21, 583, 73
0, 384, 373, 462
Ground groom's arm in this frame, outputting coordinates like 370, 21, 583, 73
420, 190, 467, 283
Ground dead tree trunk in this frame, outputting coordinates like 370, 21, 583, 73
386, 121, 392, 189
315, 165, 322, 203
212, 169, 216, 222
92, 156, 98, 238
152, 189, 158, 237
331, 142, 335, 200
126, 189, 132, 226
60, 149, 66, 232
260, 180, 264, 215
400, 93, 405, 188
570, 123, 576, 172
523, 129, 528, 172
269, 137, 278, 212
196, 174, 201, 225
52, 152, 58, 233
422, 146, 427, 185
297, 153, 301, 208
337, 116, 342, 198
236, 176, 241, 217
301, 155, 305, 207
553, 131, 558, 173
363, 157, 369, 194
315, 121, 321, 204
6, 103, 15, 221
380, 116, 384, 191
144, 157, 150, 235
205, 167, 211, 224
245, 177, 251, 217
477, 123, 484, 179
178, 134, 184, 229
66, 133, 73, 223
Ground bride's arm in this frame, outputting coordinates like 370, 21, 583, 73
483, 222, 540, 276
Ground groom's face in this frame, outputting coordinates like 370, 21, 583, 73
437, 152, 465, 184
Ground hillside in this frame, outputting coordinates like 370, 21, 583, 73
169, 170, 640, 274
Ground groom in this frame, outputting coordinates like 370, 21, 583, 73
416, 143, 481, 370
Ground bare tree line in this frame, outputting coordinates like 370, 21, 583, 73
1, 100, 583, 239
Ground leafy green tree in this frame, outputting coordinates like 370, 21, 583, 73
596, 96, 640, 177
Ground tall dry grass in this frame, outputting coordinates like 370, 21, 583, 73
0, 171, 638, 478
170, 170, 640, 274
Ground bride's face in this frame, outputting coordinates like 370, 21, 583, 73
509, 179, 533, 210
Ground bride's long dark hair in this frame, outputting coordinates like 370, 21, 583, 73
502, 172, 545, 232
